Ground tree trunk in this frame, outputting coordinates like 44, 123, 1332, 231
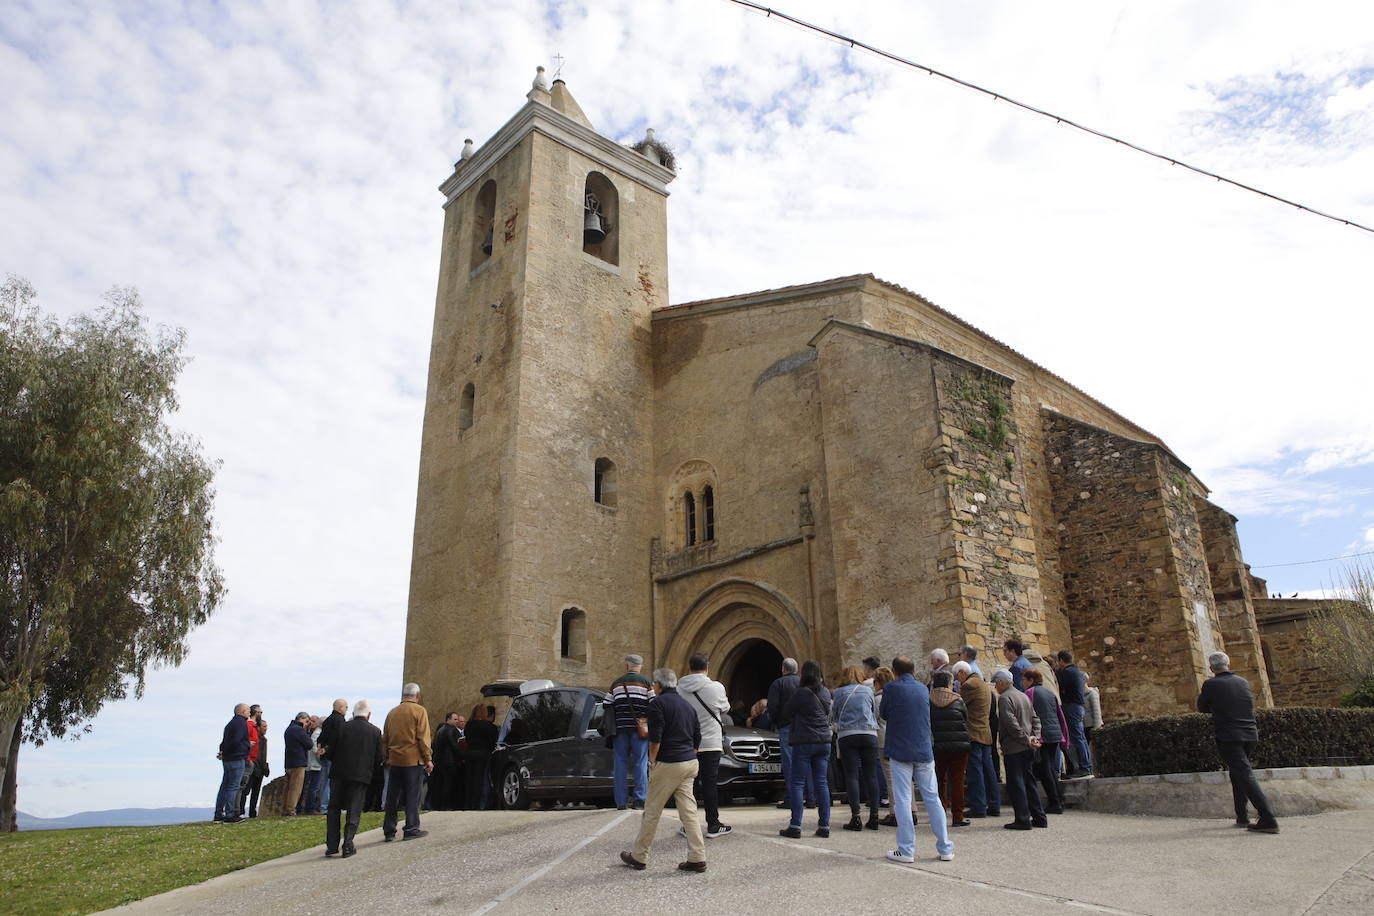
0, 718, 19, 832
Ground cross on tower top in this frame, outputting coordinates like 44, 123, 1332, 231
552, 53, 565, 79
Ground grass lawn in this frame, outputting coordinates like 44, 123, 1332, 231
0, 813, 383, 915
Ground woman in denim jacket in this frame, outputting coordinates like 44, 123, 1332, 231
832, 665, 882, 831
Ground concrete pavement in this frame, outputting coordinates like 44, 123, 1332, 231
107, 803, 1374, 915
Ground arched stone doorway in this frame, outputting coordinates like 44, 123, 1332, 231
717, 637, 783, 722
661, 578, 808, 721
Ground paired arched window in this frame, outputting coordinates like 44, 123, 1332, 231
472, 179, 496, 267
669, 461, 720, 551
594, 457, 617, 508
560, 607, 587, 662
582, 171, 619, 265
458, 383, 475, 430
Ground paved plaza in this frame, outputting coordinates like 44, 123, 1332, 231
109, 804, 1374, 915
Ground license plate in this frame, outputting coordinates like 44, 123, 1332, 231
748, 762, 781, 774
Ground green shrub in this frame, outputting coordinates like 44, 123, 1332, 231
1339, 676, 1374, 708
1094, 707, 1374, 777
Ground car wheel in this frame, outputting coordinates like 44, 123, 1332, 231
501, 766, 531, 810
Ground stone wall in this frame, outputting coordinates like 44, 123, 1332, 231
1196, 499, 1273, 705
1044, 412, 1224, 718
930, 355, 1045, 652
859, 279, 1173, 659
1256, 599, 1349, 707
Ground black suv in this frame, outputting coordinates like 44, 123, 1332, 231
482, 679, 784, 809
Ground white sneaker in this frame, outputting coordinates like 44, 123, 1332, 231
938, 852, 954, 862
885, 850, 915, 864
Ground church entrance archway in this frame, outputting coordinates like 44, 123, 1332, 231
661, 578, 809, 722
717, 637, 783, 722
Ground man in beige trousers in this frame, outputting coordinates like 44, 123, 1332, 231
619, 668, 706, 873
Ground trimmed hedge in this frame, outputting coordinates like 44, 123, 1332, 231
1094, 707, 1374, 778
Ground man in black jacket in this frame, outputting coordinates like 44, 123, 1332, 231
619, 668, 706, 873
316, 699, 348, 814
326, 700, 385, 857
214, 703, 251, 823
766, 658, 813, 808
1198, 652, 1278, 834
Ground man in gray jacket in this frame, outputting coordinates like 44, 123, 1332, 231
993, 670, 1046, 831
677, 653, 732, 838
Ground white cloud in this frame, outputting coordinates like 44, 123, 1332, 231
5, 0, 1374, 815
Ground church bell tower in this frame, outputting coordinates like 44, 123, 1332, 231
404, 68, 676, 719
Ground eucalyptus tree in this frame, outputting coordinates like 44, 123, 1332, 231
0, 276, 224, 828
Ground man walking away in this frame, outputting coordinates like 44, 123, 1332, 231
281, 712, 314, 816
1055, 650, 1093, 777
879, 656, 953, 864
215, 703, 251, 823
992, 670, 1046, 831
619, 668, 706, 873
317, 698, 348, 813
606, 654, 654, 810
1198, 652, 1279, 834
326, 700, 384, 858
383, 682, 433, 840
677, 653, 733, 838
954, 662, 998, 819
767, 658, 814, 808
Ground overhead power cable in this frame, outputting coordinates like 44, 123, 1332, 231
725, 0, 1374, 237
1250, 549, 1374, 570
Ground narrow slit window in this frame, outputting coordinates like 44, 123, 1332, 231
459, 383, 474, 430
684, 491, 696, 546
594, 458, 617, 507
702, 486, 715, 542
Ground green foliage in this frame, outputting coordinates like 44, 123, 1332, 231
1340, 676, 1374, 708
0, 814, 383, 914
1094, 708, 1374, 777
955, 374, 1011, 454
1, 275, 224, 751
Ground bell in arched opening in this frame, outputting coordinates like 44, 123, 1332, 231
481, 223, 494, 256
583, 193, 607, 245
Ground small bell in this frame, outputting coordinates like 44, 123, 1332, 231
583, 193, 606, 245
481, 224, 494, 256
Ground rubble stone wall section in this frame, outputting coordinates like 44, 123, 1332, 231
1256, 599, 1348, 707
1045, 412, 1222, 718
1197, 499, 1274, 706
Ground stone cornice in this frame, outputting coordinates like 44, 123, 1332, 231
439, 100, 676, 207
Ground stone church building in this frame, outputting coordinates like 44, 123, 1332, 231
404, 72, 1285, 724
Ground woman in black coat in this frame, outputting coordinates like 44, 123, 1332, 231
777, 659, 833, 838
929, 671, 971, 827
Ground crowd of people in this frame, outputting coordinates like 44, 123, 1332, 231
213, 637, 1276, 868
213, 684, 509, 857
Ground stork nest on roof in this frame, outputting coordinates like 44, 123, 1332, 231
629, 136, 677, 172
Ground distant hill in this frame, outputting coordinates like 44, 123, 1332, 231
17, 807, 214, 830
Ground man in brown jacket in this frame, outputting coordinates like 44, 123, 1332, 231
382, 682, 433, 841
954, 661, 999, 819
993, 669, 1045, 831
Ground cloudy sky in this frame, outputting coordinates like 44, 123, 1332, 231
3, 0, 1371, 817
